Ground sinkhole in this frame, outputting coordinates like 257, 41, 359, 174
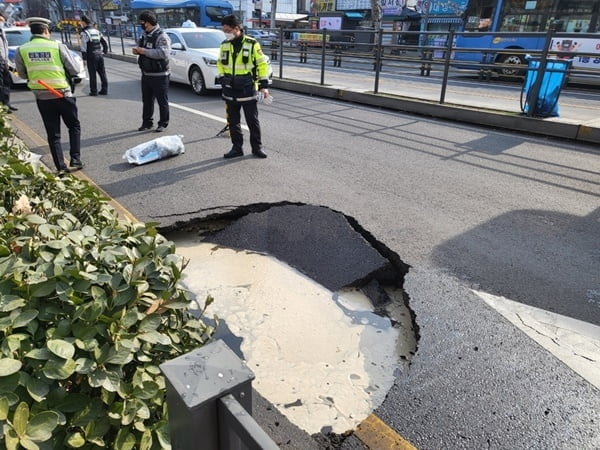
163, 203, 419, 435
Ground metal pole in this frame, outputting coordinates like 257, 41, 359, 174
278, 25, 283, 79
374, 28, 383, 93
439, 30, 454, 104
320, 28, 326, 85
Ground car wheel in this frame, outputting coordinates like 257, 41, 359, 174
497, 53, 525, 78
189, 66, 207, 95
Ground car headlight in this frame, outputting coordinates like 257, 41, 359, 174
202, 57, 217, 65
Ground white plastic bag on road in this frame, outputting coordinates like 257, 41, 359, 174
123, 135, 185, 165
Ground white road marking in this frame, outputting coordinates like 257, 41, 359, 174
169, 102, 249, 131
474, 290, 600, 390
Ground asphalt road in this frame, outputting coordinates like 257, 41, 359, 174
10, 56, 600, 449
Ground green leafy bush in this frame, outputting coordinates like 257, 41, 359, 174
0, 126, 215, 449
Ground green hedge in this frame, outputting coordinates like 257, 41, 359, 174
0, 116, 215, 449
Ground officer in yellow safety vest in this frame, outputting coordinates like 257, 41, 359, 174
217, 15, 270, 159
15, 17, 84, 175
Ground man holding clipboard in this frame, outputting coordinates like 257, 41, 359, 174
15, 17, 84, 175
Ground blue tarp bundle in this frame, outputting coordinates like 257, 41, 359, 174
521, 58, 571, 118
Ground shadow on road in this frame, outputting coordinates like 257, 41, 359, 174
430, 207, 600, 326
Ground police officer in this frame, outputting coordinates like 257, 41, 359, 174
0, 14, 17, 112
217, 15, 270, 159
15, 17, 84, 175
132, 11, 171, 133
79, 15, 108, 96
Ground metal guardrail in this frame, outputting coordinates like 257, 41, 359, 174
160, 340, 279, 450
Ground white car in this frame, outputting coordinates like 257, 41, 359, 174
5, 26, 87, 85
165, 27, 272, 96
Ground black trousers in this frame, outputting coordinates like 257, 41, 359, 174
226, 100, 262, 152
141, 74, 169, 128
0, 59, 11, 107
36, 97, 81, 171
87, 53, 107, 94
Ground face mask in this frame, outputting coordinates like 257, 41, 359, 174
224, 32, 235, 41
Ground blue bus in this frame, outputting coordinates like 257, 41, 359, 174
131, 0, 234, 28
453, 0, 600, 75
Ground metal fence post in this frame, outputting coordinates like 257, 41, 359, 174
160, 340, 263, 450
439, 30, 454, 104
320, 29, 327, 85
373, 29, 383, 94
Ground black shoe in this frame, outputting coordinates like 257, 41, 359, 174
70, 160, 84, 170
156, 126, 165, 133
89, 92, 98, 96
98, 91, 108, 95
8, 105, 18, 111
252, 148, 268, 158
138, 124, 153, 131
223, 148, 243, 159
57, 168, 69, 177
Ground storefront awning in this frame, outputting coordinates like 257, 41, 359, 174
344, 12, 364, 19
426, 17, 463, 24
275, 13, 309, 22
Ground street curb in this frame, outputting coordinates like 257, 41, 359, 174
272, 78, 597, 144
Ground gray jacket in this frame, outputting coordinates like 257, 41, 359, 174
0, 29, 8, 62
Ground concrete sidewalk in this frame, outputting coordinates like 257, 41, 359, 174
271, 71, 600, 145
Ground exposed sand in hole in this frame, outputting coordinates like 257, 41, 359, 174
171, 238, 413, 434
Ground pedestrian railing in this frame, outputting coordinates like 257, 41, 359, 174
58, 26, 600, 112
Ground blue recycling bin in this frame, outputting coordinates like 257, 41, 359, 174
520, 57, 571, 117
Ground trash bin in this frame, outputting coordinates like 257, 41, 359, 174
520, 57, 572, 117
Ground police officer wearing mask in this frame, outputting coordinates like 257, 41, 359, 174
15, 17, 84, 175
132, 11, 171, 133
79, 15, 108, 96
217, 15, 270, 159
0, 13, 17, 112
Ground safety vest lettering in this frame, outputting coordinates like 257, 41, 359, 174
27, 51, 52, 62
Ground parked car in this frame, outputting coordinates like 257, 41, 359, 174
165, 27, 272, 95
5, 26, 87, 86
245, 29, 278, 48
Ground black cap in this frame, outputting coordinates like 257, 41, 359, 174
221, 15, 241, 28
139, 10, 157, 26
80, 15, 91, 24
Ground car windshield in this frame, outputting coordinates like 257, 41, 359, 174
181, 31, 225, 49
5, 29, 32, 46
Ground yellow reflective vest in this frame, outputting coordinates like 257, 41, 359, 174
218, 35, 269, 98
18, 37, 69, 91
